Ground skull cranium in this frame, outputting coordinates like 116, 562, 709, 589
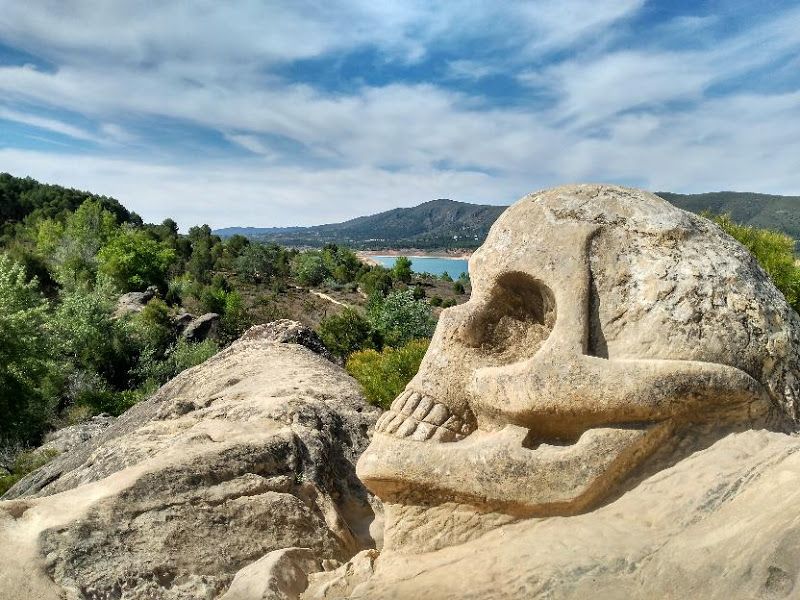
357, 185, 800, 536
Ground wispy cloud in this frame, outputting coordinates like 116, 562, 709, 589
0, 1, 798, 227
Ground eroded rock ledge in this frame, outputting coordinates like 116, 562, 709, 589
0, 322, 381, 600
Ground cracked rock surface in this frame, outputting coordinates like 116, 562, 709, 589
0, 324, 381, 600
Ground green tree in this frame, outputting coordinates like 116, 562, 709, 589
236, 243, 289, 282
0, 254, 53, 444
97, 229, 176, 292
319, 309, 375, 359
36, 200, 118, 287
358, 266, 393, 297
392, 256, 413, 284
346, 339, 429, 408
367, 290, 436, 347
292, 252, 331, 286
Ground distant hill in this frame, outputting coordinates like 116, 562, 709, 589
216, 199, 507, 249
217, 191, 800, 249
656, 191, 800, 241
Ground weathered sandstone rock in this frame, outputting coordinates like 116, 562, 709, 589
308, 429, 800, 599
0, 323, 381, 599
182, 311, 221, 342
113, 286, 158, 318
322, 184, 800, 598
37, 413, 116, 455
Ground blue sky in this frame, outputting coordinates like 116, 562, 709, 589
1, 1, 799, 228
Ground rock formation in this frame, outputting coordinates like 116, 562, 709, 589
182, 311, 221, 342
307, 184, 800, 598
0, 322, 380, 599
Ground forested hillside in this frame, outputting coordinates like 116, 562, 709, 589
0, 174, 457, 475
216, 198, 507, 249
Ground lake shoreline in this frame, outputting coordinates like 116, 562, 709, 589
357, 249, 473, 267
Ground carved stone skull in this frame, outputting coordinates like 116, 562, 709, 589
357, 185, 800, 548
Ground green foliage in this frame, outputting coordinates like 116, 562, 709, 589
98, 228, 176, 292
0, 448, 59, 496
392, 256, 413, 284
319, 309, 376, 359
358, 266, 393, 297
235, 243, 290, 282
0, 172, 139, 233
429, 295, 443, 307
0, 255, 53, 444
438, 271, 453, 282
172, 338, 219, 372
441, 298, 457, 308
367, 290, 436, 348
346, 339, 430, 408
712, 214, 800, 312
452, 281, 465, 295
37, 200, 119, 287
412, 284, 426, 300
292, 252, 330, 286
48, 282, 135, 390
321, 244, 362, 284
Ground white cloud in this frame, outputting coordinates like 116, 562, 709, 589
0, 106, 100, 142
0, 1, 799, 227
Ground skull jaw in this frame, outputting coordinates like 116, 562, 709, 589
357, 420, 673, 552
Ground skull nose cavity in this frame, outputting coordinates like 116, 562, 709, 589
458, 272, 556, 364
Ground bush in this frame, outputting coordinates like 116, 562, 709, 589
358, 266, 393, 297
319, 309, 376, 359
452, 281, 465, 295
429, 295, 443, 307
367, 290, 436, 347
346, 339, 429, 408
712, 214, 800, 313
292, 252, 331, 286
235, 243, 289, 282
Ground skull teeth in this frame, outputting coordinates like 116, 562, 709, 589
373, 393, 475, 442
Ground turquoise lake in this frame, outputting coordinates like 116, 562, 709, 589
371, 256, 469, 279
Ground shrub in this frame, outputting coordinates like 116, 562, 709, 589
292, 252, 330, 286
429, 295, 443, 307
319, 309, 376, 359
367, 290, 436, 347
346, 339, 430, 408
358, 266, 393, 297
712, 214, 800, 313
452, 281, 465, 295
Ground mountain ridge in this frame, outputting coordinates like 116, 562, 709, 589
215, 192, 800, 249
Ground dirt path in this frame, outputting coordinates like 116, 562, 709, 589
309, 290, 350, 308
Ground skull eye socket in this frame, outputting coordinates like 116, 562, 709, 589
462, 272, 556, 363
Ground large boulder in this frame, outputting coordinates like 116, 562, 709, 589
0, 323, 381, 600
308, 184, 800, 598
113, 286, 159, 318
306, 429, 800, 599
